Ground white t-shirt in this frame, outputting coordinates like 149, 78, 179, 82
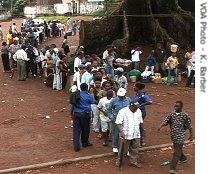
103, 50, 109, 60
189, 52, 195, 71
73, 71, 86, 90
98, 97, 113, 122
81, 71, 93, 86
74, 57, 81, 72
115, 107, 143, 140
131, 49, 142, 62
12, 25, 17, 33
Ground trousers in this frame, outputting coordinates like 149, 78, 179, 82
73, 112, 91, 150
170, 143, 187, 170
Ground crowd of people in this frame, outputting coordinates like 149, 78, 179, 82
0, 18, 194, 174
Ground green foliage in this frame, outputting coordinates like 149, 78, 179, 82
0, 0, 27, 16
12, 0, 27, 16
87, 9, 106, 17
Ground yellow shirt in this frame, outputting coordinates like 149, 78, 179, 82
6, 33, 13, 45
166, 56, 179, 69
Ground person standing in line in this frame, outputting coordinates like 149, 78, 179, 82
73, 64, 86, 91
114, 67, 128, 90
158, 101, 193, 174
6, 29, 13, 46
105, 50, 115, 78
13, 45, 29, 81
74, 52, 83, 73
9, 37, 21, 68
131, 46, 142, 70
71, 21, 77, 36
102, 45, 114, 65
98, 90, 114, 146
89, 77, 102, 133
71, 83, 94, 152
0, 25, 3, 41
107, 88, 131, 153
1, 41, 11, 72
115, 100, 143, 168
133, 82, 152, 146
81, 63, 93, 88
11, 23, 18, 35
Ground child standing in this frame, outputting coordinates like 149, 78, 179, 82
145, 50, 156, 75
98, 90, 114, 146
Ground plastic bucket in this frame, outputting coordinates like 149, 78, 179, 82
130, 76, 137, 82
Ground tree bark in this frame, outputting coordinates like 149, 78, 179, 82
80, 0, 194, 56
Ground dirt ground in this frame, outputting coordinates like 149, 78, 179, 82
19, 144, 195, 174
0, 17, 194, 174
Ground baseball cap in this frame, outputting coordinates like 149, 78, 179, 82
117, 88, 126, 97
130, 99, 139, 106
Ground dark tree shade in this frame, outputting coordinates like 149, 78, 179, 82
80, 0, 195, 56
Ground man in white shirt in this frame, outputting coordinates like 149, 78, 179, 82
102, 45, 114, 63
131, 46, 142, 70
186, 51, 195, 87
98, 90, 114, 146
81, 63, 93, 87
73, 64, 86, 90
74, 52, 83, 72
12, 23, 18, 35
0, 25, 3, 40
13, 45, 29, 81
115, 100, 143, 168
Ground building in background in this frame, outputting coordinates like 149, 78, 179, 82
24, 0, 104, 17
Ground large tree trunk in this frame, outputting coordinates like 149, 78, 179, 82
80, 0, 194, 57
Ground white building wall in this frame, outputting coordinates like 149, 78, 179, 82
24, 1, 104, 17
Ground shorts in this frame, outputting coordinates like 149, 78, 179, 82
101, 120, 109, 132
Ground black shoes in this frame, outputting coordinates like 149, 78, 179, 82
74, 148, 80, 152
82, 143, 93, 148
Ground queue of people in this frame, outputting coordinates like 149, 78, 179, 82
0, 19, 194, 174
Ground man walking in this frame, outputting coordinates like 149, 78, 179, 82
115, 100, 143, 168
13, 45, 29, 81
71, 83, 94, 152
158, 101, 193, 174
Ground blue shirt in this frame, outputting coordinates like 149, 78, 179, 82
134, 91, 152, 111
107, 96, 131, 121
73, 91, 94, 113
82, 71, 93, 86
147, 55, 156, 66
